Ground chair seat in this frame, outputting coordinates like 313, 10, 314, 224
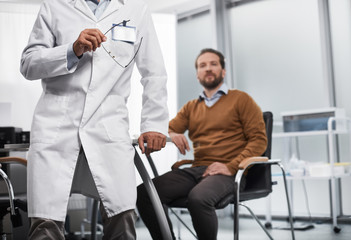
168, 187, 272, 210
215, 189, 271, 208
239, 189, 272, 202
168, 198, 187, 208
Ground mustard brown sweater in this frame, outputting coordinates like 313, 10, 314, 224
169, 89, 268, 175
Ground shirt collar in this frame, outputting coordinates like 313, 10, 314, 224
87, 0, 98, 4
86, 0, 123, 4
199, 82, 228, 101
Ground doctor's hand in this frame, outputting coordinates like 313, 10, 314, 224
202, 162, 232, 177
169, 132, 190, 155
138, 132, 167, 156
73, 29, 107, 57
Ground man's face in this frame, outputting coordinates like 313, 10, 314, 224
196, 52, 226, 90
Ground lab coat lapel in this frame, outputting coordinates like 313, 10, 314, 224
99, 0, 125, 21
74, 0, 97, 22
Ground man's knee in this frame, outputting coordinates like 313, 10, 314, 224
187, 190, 208, 209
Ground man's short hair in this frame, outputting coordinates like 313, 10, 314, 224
195, 48, 225, 69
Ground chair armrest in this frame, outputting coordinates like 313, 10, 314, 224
238, 156, 268, 170
171, 159, 194, 170
0, 157, 27, 166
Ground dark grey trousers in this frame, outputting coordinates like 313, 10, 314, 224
137, 166, 239, 240
28, 208, 137, 240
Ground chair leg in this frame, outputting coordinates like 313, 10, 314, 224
277, 163, 296, 240
234, 200, 239, 240
169, 208, 197, 239
90, 199, 99, 240
234, 172, 242, 240
175, 209, 181, 240
134, 148, 173, 240
239, 203, 273, 240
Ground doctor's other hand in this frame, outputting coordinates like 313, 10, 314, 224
138, 132, 167, 156
73, 29, 107, 57
169, 132, 190, 155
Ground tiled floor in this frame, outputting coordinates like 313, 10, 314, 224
67, 211, 351, 240
135, 212, 351, 240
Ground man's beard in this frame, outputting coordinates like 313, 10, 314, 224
199, 74, 223, 90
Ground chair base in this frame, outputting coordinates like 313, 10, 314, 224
239, 203, 274, 240
274, 222, 314, 231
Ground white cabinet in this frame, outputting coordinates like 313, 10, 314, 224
272, 117, 351, 232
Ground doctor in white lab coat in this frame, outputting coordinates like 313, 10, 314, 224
20, 0, 168, 239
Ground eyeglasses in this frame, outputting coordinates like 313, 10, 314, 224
101, 20, 143, 68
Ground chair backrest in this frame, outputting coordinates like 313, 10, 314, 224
237, 111, 273, 202
262, 111, 273, 159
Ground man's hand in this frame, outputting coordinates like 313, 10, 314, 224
202, 162, 232, 177
169, 132, 190, 155
138, 132, 166, 156
73, 29, 107, 57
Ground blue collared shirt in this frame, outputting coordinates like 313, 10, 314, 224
199, 82, 229, 107
67, 0, 111, 70
85, 0, 111, 19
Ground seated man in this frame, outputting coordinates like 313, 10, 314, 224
137, 48, 267, 240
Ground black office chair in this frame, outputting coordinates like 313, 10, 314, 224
0, 156, 28, 239
144, 111, 295, 240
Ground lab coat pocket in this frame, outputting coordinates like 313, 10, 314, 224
31, 93, 71, 144
101, 95, 130, 142
103, 38, 135, 66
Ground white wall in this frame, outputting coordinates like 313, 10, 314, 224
146, 0, 209, 14
176, 13, 212, 110
230, 0, 327, 114
0, 3, 42, 131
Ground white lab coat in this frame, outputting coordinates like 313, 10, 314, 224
20, 0, 168, 221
